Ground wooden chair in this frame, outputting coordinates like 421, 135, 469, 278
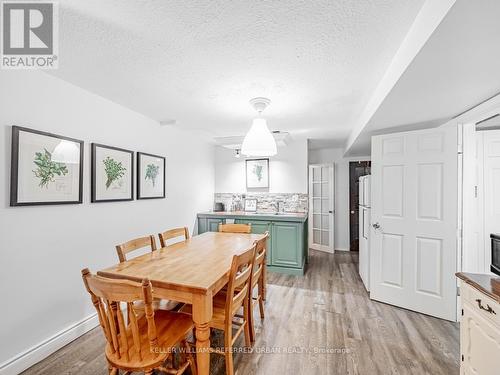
116, 235, 177, 311
116, 235, 157, 263
247, 232, 269, 342
158, 227, 190, 248
218, 223, 252, 234
181, 245, 256, 375
81, 269, 197, 375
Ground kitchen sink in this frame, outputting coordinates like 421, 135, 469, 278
254, 212, 289, 216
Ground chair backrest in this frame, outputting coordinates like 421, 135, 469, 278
218, 223, 252, 234
116, 235, 157, 263
81, 268, 158, 362
158, 227, 190, 247
251, 231, 269, 286
225, 245, 256, 318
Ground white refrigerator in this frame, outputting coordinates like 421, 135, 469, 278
358, 175, 371, 291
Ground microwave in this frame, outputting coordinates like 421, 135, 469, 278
491, 234, 500, 276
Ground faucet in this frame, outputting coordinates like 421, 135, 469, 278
277, 201, 284, 213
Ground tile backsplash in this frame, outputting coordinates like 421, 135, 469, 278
214, 193, 308, 213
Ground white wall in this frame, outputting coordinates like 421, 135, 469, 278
0, 71, 215, 373
308, 147, 370, 251
215, 138, 308, 193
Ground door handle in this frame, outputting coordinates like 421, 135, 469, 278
476, 299, 496, 315
362, 212, 367, 240
372, 222, 381, 230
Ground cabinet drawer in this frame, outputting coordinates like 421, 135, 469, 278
461, 282, 500, 328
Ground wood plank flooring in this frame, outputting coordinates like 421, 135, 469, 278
22, 250, 460, 375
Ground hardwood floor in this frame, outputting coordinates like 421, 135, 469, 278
22, 250, 459, 375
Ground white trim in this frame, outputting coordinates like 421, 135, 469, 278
0, 314, 99, 375
335, 247, 349, 252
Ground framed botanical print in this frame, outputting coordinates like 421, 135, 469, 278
246, 158, 269, 189
137, 152, 165, 199
91, 143, 134, 202
10, 126, 84, 206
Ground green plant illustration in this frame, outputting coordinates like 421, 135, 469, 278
103, 156, 126, 189
145, 163, 160, 187
33, 149, 69, 188
253, 164, 263, 182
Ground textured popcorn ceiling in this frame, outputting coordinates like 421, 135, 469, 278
51, 0, 424, 140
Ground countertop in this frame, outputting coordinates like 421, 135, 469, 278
456, 272, 500, 303
198, 211, 308, 222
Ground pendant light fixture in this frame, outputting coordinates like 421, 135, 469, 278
241, 97, 277, 157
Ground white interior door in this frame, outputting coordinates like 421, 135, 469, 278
309, 164, 335, 253
483, 129, 500, 272
370, 126, 458, 321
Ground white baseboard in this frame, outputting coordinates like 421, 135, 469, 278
335, 247, 349, 251
0, 313, 99, 375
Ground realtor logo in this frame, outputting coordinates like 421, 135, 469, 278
1, 1, 58, 69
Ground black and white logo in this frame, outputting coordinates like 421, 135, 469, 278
1, 1, 58, 69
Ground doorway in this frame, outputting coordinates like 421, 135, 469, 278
349, 161, 371, 251
462, 124, 500, 274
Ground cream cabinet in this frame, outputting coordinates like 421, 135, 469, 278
460, 280, 500, 375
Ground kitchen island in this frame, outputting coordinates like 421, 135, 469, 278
197, 211, 308, 275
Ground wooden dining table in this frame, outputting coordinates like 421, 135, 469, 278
98, 231, 265, 375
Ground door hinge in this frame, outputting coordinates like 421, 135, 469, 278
457, 286, 461, 296
461, 308, 464, 316
461, 354, 464, 362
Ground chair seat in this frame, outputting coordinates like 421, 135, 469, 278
180, 292, 230, 330
105, 310, 193, 371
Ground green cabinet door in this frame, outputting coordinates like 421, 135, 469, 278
235, 219, 272, 265
197, 217, 225, 234
207, 218, 225, 232
271, 221, 302, 268
197, 218, 208, 234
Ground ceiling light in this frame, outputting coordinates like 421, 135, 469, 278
241, 97, 277, 157
51, 140, 80, 164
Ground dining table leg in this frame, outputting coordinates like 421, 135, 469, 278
192, 293, 213, 375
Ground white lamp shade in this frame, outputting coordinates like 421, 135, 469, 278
241, 118, 277, 157
51, 140, 80, 164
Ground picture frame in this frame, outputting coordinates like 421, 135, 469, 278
91, 143, 134, 203
246, 158, 269, 189
10, 126, 84, 206
137, 152, 166, 199
244, 198, 258, 212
